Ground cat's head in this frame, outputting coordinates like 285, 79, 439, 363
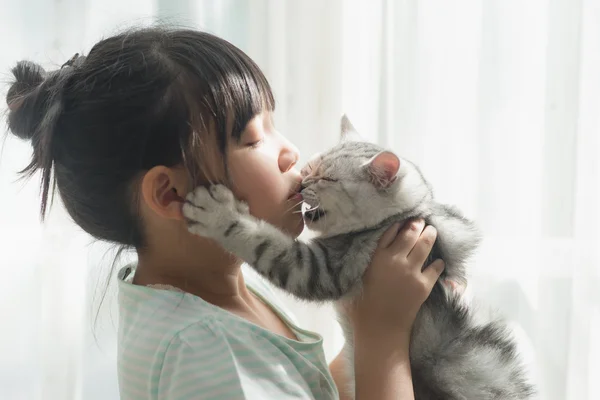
300, 115, 433, 236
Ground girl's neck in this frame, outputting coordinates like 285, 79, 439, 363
134, 243, 298, 341
133, 246, 255, 307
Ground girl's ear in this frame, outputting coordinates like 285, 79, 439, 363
340, 114, 362, 142
140, 166, 188, 220
363, 151, 401, 188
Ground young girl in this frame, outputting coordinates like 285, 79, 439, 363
6, 28, 444, 399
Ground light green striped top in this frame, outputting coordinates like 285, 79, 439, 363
117, 264, 339, 399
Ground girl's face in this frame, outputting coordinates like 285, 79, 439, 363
227, 111, 304, 237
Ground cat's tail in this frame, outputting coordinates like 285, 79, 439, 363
409, 285, 536, 399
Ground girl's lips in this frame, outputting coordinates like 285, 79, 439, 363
288, 192, 303, 201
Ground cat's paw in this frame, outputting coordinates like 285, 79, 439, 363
233, 196, 250, 215
183, 184, 246, 238
206, 184, 249, 216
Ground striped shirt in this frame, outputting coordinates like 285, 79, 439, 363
117, 264, 339, 399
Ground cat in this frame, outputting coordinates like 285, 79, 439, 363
182, 115, 535, 399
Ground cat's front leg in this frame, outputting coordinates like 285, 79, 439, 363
182, 184, 251, 240
183, 185, 348, 300
181, 184, 244, 238
183, 184, 293, 270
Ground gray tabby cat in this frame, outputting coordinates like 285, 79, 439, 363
182, 116, 535, 399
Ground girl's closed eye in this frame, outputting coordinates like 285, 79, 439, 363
247, 138, 264, 148
242, 135, 264, 148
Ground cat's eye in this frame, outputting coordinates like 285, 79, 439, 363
320, 177, 338, 183
301, 164, 314, 178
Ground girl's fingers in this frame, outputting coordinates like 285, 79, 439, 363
389, 218, 425, 256
421, 259, 445, 286
377, 222, 402, 249
406, 224, 437, 265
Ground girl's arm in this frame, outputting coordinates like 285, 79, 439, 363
330, 342, 416, 400
329, 343, 416, 400
353, 333, 414, 400
344, 220, 444, 400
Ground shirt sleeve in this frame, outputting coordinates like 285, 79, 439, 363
157, 321, 246, 400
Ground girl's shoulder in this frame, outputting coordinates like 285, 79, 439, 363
117, 265, 338, 399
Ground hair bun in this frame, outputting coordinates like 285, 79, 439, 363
6, 61, 48, 140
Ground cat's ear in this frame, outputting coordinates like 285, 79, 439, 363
340, 114, 362, 142
364, 151, 400, 188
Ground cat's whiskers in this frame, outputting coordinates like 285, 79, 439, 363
284, 200, 304, 214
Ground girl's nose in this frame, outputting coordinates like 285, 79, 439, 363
279, 148, 299, 173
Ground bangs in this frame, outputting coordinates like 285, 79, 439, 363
216, 48, 275, 140
166, 30, 275, 184
171, 31, 275, 141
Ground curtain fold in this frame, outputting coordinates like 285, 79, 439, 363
1, 1, 597, 399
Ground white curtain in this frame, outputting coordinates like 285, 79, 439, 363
1, 1, 598, 399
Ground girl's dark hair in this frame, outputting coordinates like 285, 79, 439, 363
5, 28, 274, 248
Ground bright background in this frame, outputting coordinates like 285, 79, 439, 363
1, 1, 599, 399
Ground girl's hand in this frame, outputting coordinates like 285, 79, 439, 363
345, 219, 445, 345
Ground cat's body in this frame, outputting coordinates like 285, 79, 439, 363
182, 116, 535, 399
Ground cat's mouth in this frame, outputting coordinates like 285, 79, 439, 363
303, 208, 327, 222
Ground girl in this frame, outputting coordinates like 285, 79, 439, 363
6, 28, 444, 399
